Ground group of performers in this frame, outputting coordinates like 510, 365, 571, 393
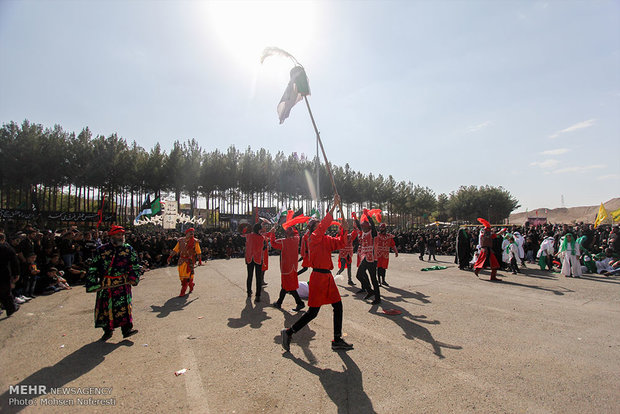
471, 218, 588, 281
86, 226, 202, 341
236, 198, 399, 352
83, 197, 401, 350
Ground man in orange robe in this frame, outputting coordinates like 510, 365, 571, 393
168, 228, 202, 297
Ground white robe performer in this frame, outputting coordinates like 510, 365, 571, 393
536, 236, 555, 270
558, 233, 582, 278
513, 231, 525, 264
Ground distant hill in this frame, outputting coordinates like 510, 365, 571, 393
509, 198, 620, 225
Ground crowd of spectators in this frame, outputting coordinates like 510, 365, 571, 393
393, 222, 620, 272
2, 221, 619, 317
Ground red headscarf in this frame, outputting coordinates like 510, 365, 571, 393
108, 225, 125, 235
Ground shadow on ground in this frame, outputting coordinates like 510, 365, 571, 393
381, 285, 431, 304
284, 351, 376, 414
477, 273, 575, 296
371, 298, 462, 359
579, 274, 620, 285
227, 292, 272, 329
0, 340, 133, 413
150, 295, 198, 318
272, 308, 317, 363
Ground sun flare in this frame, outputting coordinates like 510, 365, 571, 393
207, 0, 318, 70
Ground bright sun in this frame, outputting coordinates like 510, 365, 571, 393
206, 0, 318, 69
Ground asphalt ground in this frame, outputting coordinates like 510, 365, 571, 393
1, 253, 619, 413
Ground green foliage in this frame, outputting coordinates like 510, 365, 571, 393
447, 185, 520, 223
0, 120, 521, 224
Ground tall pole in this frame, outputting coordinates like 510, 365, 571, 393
303, 96, 343, 218
316, 131, 320, 214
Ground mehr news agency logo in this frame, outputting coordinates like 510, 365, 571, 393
8, 385, 116, 407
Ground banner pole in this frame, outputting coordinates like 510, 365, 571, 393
303, 96, 343, 218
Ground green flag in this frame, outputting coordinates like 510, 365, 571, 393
277, 66, 310, 124
149, 197, 161, 216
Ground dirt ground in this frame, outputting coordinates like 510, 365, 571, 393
1, 254, 619, 414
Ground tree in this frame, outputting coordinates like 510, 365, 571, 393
447, 185, 520, 223
436, 193, 449, 221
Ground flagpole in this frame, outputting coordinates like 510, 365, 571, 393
316, 127, 320, 214
303, 96, 344, 218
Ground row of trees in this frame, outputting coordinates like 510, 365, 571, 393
0, 120, 520, 227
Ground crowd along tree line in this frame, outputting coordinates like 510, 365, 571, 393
0, 120, 519, 228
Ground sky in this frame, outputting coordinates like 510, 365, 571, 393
0, 0, 618, 213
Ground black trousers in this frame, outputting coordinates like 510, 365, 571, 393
291, 301, 343, 340
277, 288, 304, 306
377, 267, 386, 282
509, 257, 519, 273
246, 262, 263, 297
546, 255, 554, 271
0, 278, 16, 314
339, 258, 352, 279
356, 259, 380, 300
104, 322, 133, 334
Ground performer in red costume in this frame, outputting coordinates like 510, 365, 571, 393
473, 218, 501, 281
374, 223, 398, 286
297, 221, 315, 276
281, 195, 354, 352
243, 223, 267, 302
260, 223, 270, 286
354, 210, 381, 304
269, 224, 305, 312
336, 227, 358, 286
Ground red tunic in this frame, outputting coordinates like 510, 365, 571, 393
307, 212, 346, 307
261, 232, 271, 272
474, 248, 500, 270
270, 233, 300, 291
300, 231, 311, 268
243, 233, 264, 265
474, 231, 499, 270
374, 233, 396, 269
338, 231, 358, 268
356, 230, 375, 266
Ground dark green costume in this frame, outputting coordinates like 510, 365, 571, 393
86, 243, 140, 332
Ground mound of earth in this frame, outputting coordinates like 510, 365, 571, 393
509, 198, 620, 225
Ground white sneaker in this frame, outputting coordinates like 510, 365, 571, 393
21, 295, 32, 301
14, 297, 25, 304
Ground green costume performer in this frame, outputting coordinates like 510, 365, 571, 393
85, 225, 140, 341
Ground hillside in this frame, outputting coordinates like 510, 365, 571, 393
509, 198, 620, 225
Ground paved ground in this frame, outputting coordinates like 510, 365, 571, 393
1, 254, 619, 413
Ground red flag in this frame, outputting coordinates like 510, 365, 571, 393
283, 215, 310, 229
286, 210, 294, 222
477, 218, 491, 229
96, 194, 106, 229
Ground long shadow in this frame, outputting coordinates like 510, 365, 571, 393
150, 295, 198, 318
484, 278, 574, 296
371, 298, 461, 359
227, 292, 272, 329
284, 351, 375, 414
381, 285, 431, 304
273, 309, 317, 364
579, 274, 620, 285
0, 340, 133, 413
513, 268, 560, 281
